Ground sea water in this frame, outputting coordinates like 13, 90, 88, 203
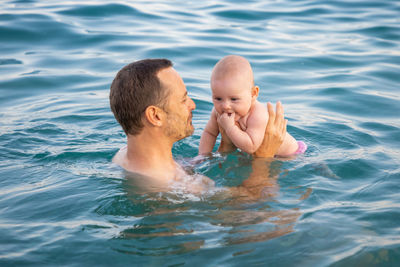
0, 0, 399, 266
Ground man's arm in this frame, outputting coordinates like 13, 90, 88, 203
228, 102, 287, 200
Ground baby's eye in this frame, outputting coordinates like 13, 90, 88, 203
214, 97, 222, 101
231, 98, 238, 101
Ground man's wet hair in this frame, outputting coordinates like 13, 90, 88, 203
110, 58, 172, 135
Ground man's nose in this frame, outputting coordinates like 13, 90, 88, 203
189, 97, 196, 110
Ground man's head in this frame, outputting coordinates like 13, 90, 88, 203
210, 55, 259, 120
110, 59, 195, 139
110, 59, 172, 135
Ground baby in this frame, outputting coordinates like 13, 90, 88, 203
199, 55, 306, 156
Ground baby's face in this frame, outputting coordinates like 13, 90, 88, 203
211, 77, 255, 121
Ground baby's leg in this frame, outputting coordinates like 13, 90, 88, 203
276, 132, 299, 156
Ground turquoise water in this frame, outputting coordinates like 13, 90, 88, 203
1, 0, 400, 265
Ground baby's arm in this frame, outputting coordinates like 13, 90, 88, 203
218, 104, 267, 154
199, 108, 220, 155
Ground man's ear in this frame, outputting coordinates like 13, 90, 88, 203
252, 86, 259, 98
144, 105, 164, 127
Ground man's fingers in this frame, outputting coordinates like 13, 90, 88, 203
267, 101, 286, 135
282, 119, 288, 136
275, 101, 285, 130
275, 101, 283, 124
267, 102, 275, 125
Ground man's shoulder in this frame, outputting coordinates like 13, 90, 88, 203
112, 146, 127, 166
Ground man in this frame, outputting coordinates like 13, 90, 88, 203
110, 59, 287, 195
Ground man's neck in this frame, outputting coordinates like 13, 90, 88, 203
115, 129, 178, 181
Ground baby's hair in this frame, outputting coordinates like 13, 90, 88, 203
211, 55, 255, 89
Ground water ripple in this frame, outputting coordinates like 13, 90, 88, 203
1, 0, 400, 265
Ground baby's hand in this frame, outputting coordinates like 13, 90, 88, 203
217, 112, 235, 130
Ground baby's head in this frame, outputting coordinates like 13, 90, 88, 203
210, 55, 259, 119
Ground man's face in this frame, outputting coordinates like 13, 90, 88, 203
157, 67, 196, 141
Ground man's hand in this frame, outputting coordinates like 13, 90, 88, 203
253, 101, 287, 158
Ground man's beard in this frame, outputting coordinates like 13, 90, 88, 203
165, 113, 194, 140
